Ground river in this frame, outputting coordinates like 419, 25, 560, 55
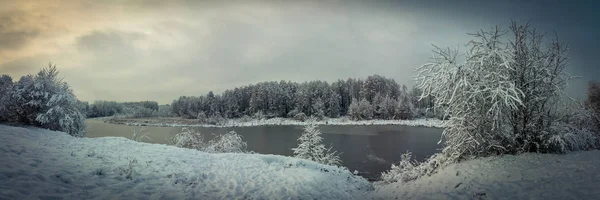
86, 119, 443, 180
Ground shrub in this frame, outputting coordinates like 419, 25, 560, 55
204, 131, 247, 153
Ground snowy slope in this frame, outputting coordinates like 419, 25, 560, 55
0, 125, 371, 200
373, 150, 600, 200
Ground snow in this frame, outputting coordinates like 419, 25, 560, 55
373, 150, 600, 199
0, 125, 371, 199
3, 123, 599, 200
115, 117, 446, 128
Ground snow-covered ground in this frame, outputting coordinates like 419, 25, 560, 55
373, 150, 600, 199
3, 124, 599, 200
111, 117, 445, 128
0, 125, 372, 199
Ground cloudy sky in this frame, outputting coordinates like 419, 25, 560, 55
1, 0, 598, 104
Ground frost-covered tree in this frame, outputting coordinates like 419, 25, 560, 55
417, 26, 524, 160
12, 64, 87, 137
586, 81, 600, 130
357, 98, 374, 120
327, 91, 341, 118
416, 22, 589, 162
292, 124, 341, 166
311, 97, 325, 120
348, 98, 373, 120
396, 86, 416, 120
378, 96, 397, 120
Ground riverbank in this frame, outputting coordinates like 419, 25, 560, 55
372, 150, 600, 199
2, 124, 599, 199
103, 116, 446, 128
0, 125, 372, 199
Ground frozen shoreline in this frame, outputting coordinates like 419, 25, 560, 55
2, 124, 599, 199
0, 125, 372, 199
104, 117, 446, 128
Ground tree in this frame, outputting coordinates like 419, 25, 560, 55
396, 85, 415, 119
586, 81, 600, 129
292, 124, 341, 166
327, 91, 341, 118
11, 64, 87, 137
0, 75, 14, 122
312, 97, 325, 120
416, 22, 589, 162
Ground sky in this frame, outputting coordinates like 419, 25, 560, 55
0, 0, 598, 104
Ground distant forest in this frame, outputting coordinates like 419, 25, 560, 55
80, 75, 439, 123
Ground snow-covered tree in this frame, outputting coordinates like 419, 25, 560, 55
292, 124, 341, 166
378, 96, 397, 120
357, 98, 374, 120
585, 81, 600, 130
416, 22, 589, 162
396, 86, 416, 120
311, 97, 325, 120
11, 64, 87, 137
348, 98, 373, 120
326, 91, 341, 118
416, 26, 523, 160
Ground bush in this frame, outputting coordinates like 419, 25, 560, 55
173, 128, 205, 151
380, 152, 418, 183
204, 131, 247, 153
172, 128, 248, 153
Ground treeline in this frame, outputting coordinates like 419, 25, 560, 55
77, 100, 172, 118
171, 74, 437, 122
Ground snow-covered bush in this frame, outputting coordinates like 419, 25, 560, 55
10, 64, 87, 137
381, 151, 451, 184
542, 121, 599, 153
173, 128, 205, 151
173, 128, 248, 153
292, 124, 341, 166
204, 131, 248, 153
381, 152, 418, 183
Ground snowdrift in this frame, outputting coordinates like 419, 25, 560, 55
373, 150, 600, 199
0, 125, 371, 199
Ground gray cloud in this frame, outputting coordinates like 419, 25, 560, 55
0, 11, 41, 51
1, 0, 598, 104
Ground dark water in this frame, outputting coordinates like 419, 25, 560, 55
86, 119, 443, 180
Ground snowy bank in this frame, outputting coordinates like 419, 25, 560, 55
0, 125, 371, 199
373, 150, 600, 199
107, 117, 446, 128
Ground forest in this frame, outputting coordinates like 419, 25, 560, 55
73, 74, 438, 124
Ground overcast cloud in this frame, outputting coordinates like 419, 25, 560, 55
0, 0, 598, 104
